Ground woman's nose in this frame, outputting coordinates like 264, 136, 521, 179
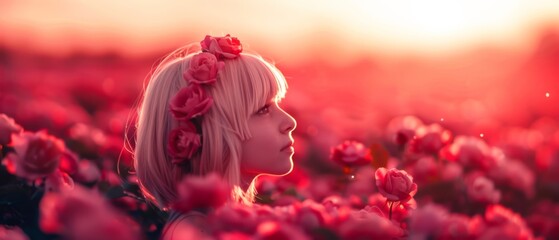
280, 110, 297, 133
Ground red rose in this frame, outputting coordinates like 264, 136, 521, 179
183, 52, 224, 84
172, 173, 231, 213
169, 84, 213, 121
375, 167, 417, 202
3, 131, 65, 180
200, 34, 243, 59
0, 113, 23, 145
330, 141, 373, 167
168, 122, 201, 163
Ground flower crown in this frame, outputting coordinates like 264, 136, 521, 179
167, 34, 243, 164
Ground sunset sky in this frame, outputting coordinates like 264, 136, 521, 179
2, 0, 558, 138
2, 0, 559, 62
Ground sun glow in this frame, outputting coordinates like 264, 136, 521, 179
0, 0, 557, 57
340, 0, 535, 54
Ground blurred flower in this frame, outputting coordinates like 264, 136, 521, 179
330, 140, 373, 167
44, 169, 74, 192
488, 159, 535, 198
162, 221, 213, 240
0, 113, 23, 145
440, 135, 497, 171
3, 131, 65, 180
290, 200, 331, 232
466, 173, 501, 204
255, 221, 310, 240
58, 150, 80, 175
439, 214, 472, 240
375, 168, 417, 202
409, 123, 453, 155
338, 208, 404, 239
39, 186, 140, 240
210, 204, 259, 234
440, 162, 463, 181
410, 156, 439, 184
385, 115, 424, 146
172, 172, 231, 213
73, 160, 101, 184
408, 203, 449, 239
0, 225, 29, 240
480, 204, 534, 239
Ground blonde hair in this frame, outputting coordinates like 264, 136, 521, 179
131, 46, 287, 209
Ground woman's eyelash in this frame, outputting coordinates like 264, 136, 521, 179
256, 104, 271, 114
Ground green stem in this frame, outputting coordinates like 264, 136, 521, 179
388, 201, 394, 220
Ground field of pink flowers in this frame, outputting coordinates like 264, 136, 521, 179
1, 45, 559, 239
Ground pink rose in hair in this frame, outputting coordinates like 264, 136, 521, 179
200, 34, 243, 59
375, 167, 417, 202
0, 114, 23, 145
170, 84, 213, 121
168, 122, 201, 163
172, 173, 231, 213
330, 140, 373, 167
2, 131, 65, 180
183, 52, 224, 84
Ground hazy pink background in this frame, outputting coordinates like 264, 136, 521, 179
1, 0, 559, 144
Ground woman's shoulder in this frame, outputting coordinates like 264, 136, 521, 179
161, 211, 210, 240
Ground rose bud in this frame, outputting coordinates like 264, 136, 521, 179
375, 168, 418, 203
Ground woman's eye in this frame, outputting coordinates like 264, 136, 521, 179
256, 104, 271, 115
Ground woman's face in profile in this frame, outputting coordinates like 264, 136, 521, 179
240, 100, 296, 177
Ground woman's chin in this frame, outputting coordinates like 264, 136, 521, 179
265, 161, 294, 176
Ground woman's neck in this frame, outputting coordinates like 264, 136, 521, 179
240, 174, 257, 191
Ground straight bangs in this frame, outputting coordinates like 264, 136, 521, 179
244, 54, 288, 113
208, 54, 287, 140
